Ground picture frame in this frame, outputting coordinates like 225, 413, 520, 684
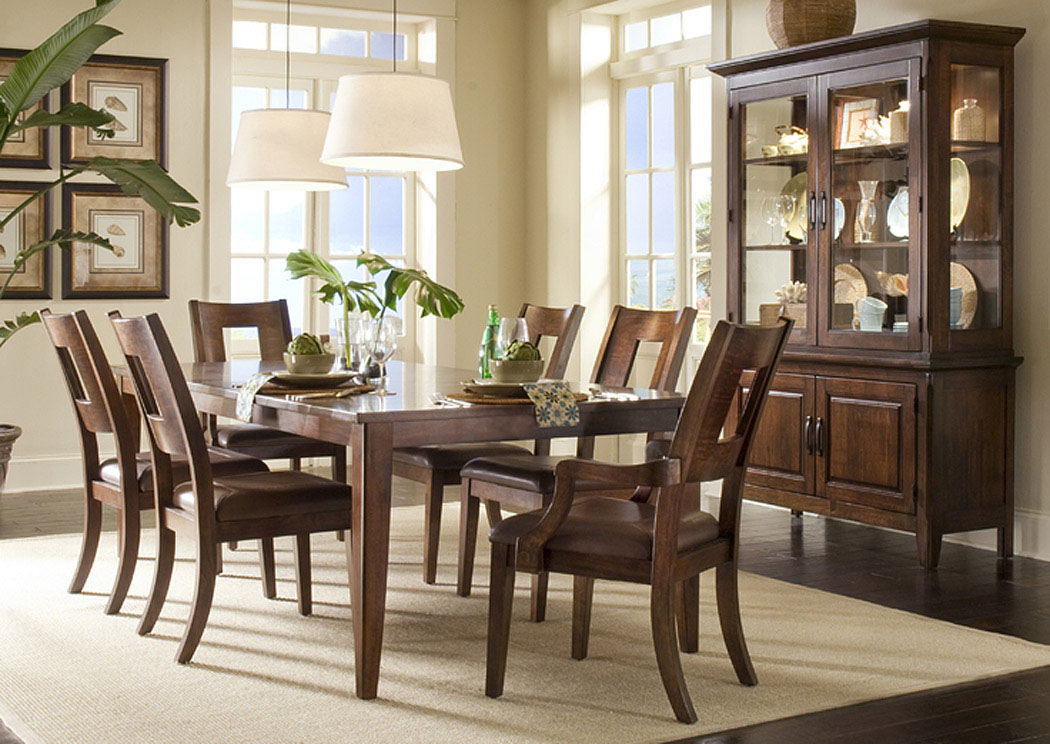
60, 54, 168, 167
837, 98, 879, 149
0, 48, 51, 169
61, 182, 168, 299
0, 182, 51, 299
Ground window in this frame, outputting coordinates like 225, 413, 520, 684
617, 2, 716, 344
229, 7, 420, 351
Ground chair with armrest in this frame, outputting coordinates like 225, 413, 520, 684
457, 305, 697, 620
41, 309, 269, 616
392, 303, 585, 585
109, 311, 352, 663
484, 318, 792, 723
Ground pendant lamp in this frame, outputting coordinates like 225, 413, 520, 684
227, 0, 347, 190
321, 0, 463, 172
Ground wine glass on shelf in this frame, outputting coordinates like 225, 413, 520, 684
776, 194, 797, 242
496, 318, 529, 359
857, 180, 879, 243
761, 195, 781, 244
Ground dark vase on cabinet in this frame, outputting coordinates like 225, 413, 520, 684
710, 20, 1024, 568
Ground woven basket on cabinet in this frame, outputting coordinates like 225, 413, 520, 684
765, 0, 856, 49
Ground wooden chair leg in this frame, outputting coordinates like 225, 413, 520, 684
291, 457, 302, 471
484, 500, 503, 528
423, 472, 444, 585
229, 541, 239, 551
68, 496, 102, 594
715, 562, 757, 686
336, 531, 346, 542
105, 505, 141, 615
457, 480, 481, 597
259, 538, 277, 599
176, 541, 218, 664
215, 544, 223, 575
293, 533, 312, 616
572, 576, 594, 660
485, 542, 516, 699
138, 526, 175, 636
676, 574, 700, 654
651, 580, 697, 724
530, 573, 548, 622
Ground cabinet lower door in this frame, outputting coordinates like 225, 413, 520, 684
738, 372, 815, 494
816, 377, 916, 513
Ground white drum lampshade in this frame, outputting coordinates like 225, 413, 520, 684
322, 72, 464, 172
227, 109, 348, 190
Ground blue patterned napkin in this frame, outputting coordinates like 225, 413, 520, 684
523, 381, 580, 428
236, 372, 274, 422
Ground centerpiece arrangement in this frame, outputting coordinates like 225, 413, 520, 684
285, 249, 464, 388
0, 0, 200, 494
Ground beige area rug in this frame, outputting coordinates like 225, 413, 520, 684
2, 504, 1050, 744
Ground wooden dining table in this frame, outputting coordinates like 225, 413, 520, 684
117, 358, 685, 700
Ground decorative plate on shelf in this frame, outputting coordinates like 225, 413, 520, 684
950, 261, 979, 329
833, 263, 868, 306
268, 372, 357, 388
887, 187, 909, 238
950, 157, 971, 231
782, 173, 809, 241
833, 197, 845, 240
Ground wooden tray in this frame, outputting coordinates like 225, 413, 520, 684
447, 391, 589, 406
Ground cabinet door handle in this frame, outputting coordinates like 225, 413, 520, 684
808, 192, 816, 231
815, 417, 825, 457
804, 415, 815, 454
819, 192, 828, 230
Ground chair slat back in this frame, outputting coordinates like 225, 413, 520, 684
188, 299, 293, 362
655, 319, 792, 553
41, 310, 120, 436
519, 303, 585, 380
590, 306, 697, 392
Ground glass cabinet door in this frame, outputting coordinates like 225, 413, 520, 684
735, 82, 815, 343
948, 62, 1003, 333
820, 61, 920, 349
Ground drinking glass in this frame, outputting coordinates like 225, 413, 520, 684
496, 318, 530, 358
857, 180, 879, 243
364, 317, 398, 394
761, 195, 781, 244
335, 316, 367, 373
775, 194, 797, 241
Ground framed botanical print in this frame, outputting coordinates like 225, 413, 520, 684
60, 54, 167, 167
836, 98, 879, 149
61, 183, 168, 299
0, 182, 51, 299
0, 49, 51, 169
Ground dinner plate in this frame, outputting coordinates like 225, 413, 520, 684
888, 187, 909, 238
950, 261, 979, 329
833, 263, 868, 306
784, 175, 844, 241
462, 379, 553, 398
268, 372, 357, 388
950, 157, 971, 231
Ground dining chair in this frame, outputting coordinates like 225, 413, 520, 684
392, 303, 585, 585
41, 309, 270, 616
484, 318, 792, 723
457, 305, 697, 620
109, 312, 353, 664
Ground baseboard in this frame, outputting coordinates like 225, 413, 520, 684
2, 454, 89, 494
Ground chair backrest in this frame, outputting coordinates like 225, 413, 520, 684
656, 319, 792, 552
188, 299, 293, 362
519, 303, 585, 380
109, 313, 216, 525
590, 305, 697, 392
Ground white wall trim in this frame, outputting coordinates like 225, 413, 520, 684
3, 454, 91, 495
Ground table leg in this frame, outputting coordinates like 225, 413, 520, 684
348, 421, 393, 700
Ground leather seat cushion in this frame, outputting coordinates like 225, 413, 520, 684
489, 496, 720, 561
99, 448, 268, 492
393, 443, 531, 471
216, 424, 341, 459
460, 455, 632, 495
172, 470, 351, 523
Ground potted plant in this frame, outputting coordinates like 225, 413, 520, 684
285, 249, 464, 379
0, 0, 201, 494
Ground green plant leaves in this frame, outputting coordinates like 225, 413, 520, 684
10, 102, 115, 138
0, 312, 41, 351
286, 250, 381, 315
356, 252, 465, 319
0, 0, 122, 116
86, 157, 200, 227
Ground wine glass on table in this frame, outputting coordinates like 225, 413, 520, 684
496, 318, 530, 359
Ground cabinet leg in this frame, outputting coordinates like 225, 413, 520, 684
917, 526, 942, 569
997, 525, 1014, 559
790, 509, 803, 519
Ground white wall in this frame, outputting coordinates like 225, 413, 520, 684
0, 0, 529, 493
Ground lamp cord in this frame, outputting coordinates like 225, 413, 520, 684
285, 0, 291, 108
392, 0, 397, 73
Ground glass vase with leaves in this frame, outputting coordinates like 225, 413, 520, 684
286, 249, 465, 380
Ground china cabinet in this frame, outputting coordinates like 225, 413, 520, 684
709, 20, 1024, 568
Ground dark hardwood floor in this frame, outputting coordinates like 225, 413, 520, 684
2, 486, 1049, 742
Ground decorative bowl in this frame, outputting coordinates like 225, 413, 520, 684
489, 359, 544, 383
283, 352, 336, 375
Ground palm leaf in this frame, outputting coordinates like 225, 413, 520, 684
357, 252, 464, 319
286, 250, 380, 313
0, 311, 41, 351
0, 0, 122, 115
86, 157, 200, 227
10, 102, 115, 136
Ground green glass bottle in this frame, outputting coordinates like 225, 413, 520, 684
477, 304, 499, 379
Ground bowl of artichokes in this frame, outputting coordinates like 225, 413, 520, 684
283, 333, 336, 375
490, 340, 544, 383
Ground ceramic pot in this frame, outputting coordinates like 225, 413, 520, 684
0, 424, 22, 495
765, 0, 856, 49
283, 352, 336, 375
490, 359, 544, 383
